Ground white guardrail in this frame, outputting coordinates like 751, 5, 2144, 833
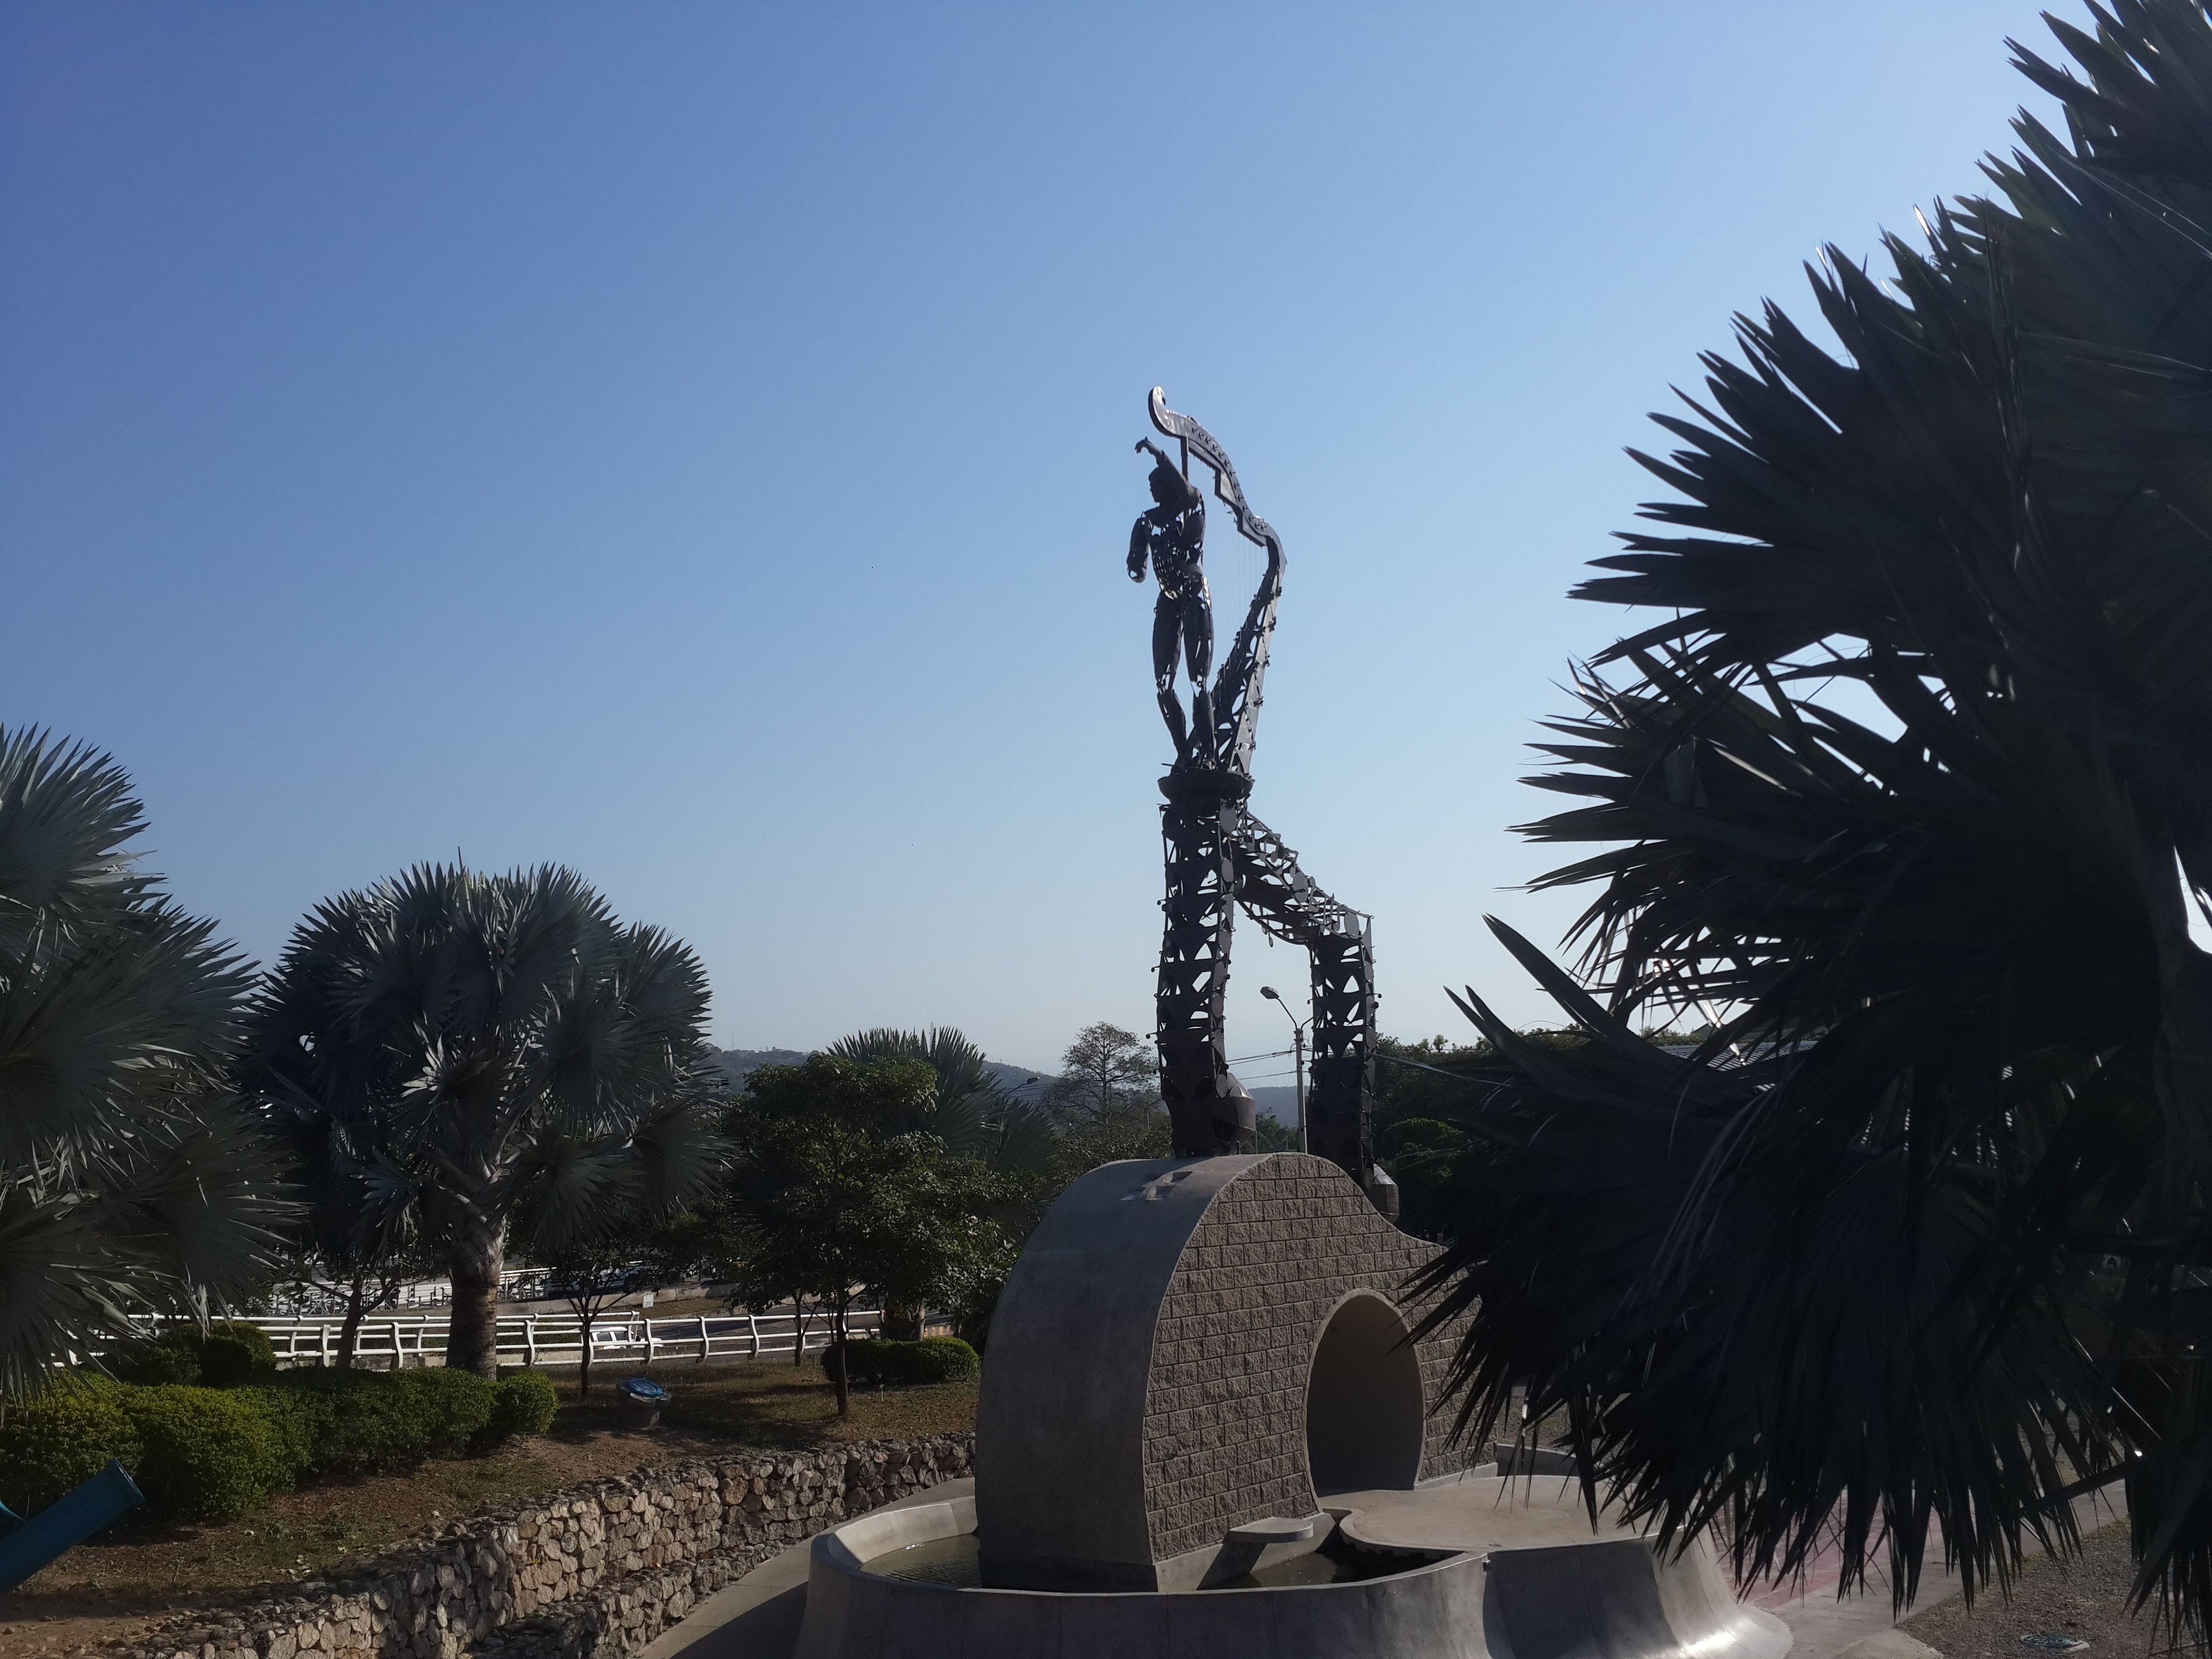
134, 1309, 883, 1371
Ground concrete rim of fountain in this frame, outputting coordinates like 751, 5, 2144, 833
793, 1485, 1796, 1659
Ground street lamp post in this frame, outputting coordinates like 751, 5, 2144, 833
1259, 985, 1308, 1154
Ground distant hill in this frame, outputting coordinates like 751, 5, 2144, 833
707, 1047, 1059, 1104
705, 1048, 808, 1089
707, 1047, 1294, 1123
982, 1060, 1056, 1104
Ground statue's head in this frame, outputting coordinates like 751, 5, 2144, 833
1148, 460, 1195, 512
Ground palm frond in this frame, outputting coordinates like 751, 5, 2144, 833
0, 727, 285, 1399
1434, 0, 2212, 1628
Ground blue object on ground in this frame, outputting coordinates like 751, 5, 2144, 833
619, 1377, 668, 1402
0, 1460, 144, 1593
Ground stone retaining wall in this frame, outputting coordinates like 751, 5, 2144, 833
106, 1436, 974, 1659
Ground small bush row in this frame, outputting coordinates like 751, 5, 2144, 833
0, 1366, 558, 1524
117, 1320, 279, 1388
820, 1336, 979, 1388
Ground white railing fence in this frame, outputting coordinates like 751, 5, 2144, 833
258, 1267, 621, 1318
133, 1308, 882, 1371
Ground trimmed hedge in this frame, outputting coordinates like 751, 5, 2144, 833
116, 1321, 278, 1388
201, 1320, 278, 1382
119, 1341, 203, 1386
117, 1385, 292, 1522
822, 1336, 980, 1388
246, 1367, 498, 1478
0, 1380, 141, 1514
0, 1365, 559, 1523
488, 1367, 559, 1443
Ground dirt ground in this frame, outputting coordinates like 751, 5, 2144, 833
0, 1362, 979, 1659
1902, 1522, 2187, 1659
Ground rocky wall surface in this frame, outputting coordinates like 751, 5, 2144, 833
103, 1436, 973, 1659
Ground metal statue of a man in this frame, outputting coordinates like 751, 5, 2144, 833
1127, 439, 1215, 767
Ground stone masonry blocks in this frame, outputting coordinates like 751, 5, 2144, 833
99, 1436, 975, 1659
1138, 1155, 1470, 1564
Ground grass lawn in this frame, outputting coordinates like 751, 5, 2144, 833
622, 1294, 735, 1320
0, 1361, 977, 1659
645, 1358, 978, 1448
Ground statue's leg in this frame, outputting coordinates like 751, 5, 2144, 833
1153, 594, 1190, 759
1184, 591, 1216, 765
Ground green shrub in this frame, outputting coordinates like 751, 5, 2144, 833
904, 1336, 980, 1382
117, 1321, 276, 1388
485, 1368, 558, 1444
821, 1336, 980, 1388
260, 1369, 428, 1477
818, 1340, 864, 1386
200, 1321, 277, 1384
259, 1366, 495, 1477
0, 1379, 140, 1515
237, 1384, 324, 1476
117, 1337, 204, 1386
3, 1360, 540, 1527
393, 1369, 496, 1454
115, 1385, 290, 1522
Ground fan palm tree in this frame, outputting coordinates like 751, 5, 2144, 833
0, 728, 287, 1401
826, 1026, 1054, 1171
237, 863, 721, 1377
1420, 0, 2212, 1632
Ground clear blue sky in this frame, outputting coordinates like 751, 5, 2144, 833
3, 2, 2066, 1075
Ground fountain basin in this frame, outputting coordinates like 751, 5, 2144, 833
795, 1494, 1486, 1658
792, 1489, 1792, 1659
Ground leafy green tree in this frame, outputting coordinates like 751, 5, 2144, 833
1037, 1021, 1168, 1180
238, 864, 720, 1379
827, 1027, 1053, 1170
534, 1230, 647, 1399
1367, 1037, 1491, 1243
1045, 1021, 1157, 1120
675, 1056, 940, 1359
704, 1056, 1017, 1410
0, 729, 289, 1401
1421, 2, 2212, 1628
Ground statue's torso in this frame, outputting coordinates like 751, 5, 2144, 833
1146, 502, 1207, 601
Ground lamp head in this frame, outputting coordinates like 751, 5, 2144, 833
1260, 985, 1280, 1001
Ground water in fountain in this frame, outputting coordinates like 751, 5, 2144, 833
860, 1528, 1444, 1592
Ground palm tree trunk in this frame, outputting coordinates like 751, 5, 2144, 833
791, 1297, 810, 1367
831, 1291, 850, 1418
336, 1273, 367, 1370
447, 1213, 505, 1379
575, 1301, 594, 1399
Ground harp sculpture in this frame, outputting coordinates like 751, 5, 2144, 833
1125, 388, 1395, 1216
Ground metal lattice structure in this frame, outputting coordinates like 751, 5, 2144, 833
1127, 389, 1391, 1213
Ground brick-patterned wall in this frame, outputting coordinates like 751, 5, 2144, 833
1140, 1155, 1469, 1562
102, 1437, 973, 1659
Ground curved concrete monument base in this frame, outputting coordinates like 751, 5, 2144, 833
790, 1153, 1792, 1659
793, 1482, 1793, 1659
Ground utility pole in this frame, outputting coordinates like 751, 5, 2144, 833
1260, 985, 1309, 1154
